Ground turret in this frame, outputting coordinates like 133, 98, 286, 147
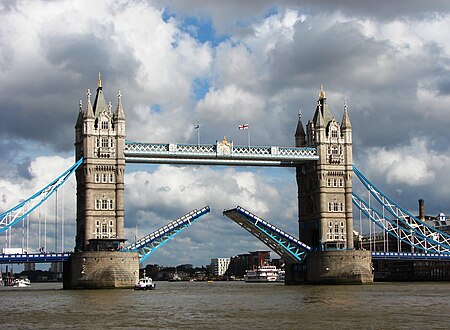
295, 110, 306, 147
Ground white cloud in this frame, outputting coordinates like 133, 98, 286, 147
359, 138, 449, 187
195, 84, 265, 124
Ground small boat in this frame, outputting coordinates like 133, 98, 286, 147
134, 276, 156, 290
13, 277, 31, 287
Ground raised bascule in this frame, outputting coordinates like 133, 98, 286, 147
4, 74, 450, 288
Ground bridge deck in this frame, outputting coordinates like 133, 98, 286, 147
371, 252, 450, 261
0, 253, 72, 263
124, 141, 318, 166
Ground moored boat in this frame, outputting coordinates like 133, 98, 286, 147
244, 265, 282, 282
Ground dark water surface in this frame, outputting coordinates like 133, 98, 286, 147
1, 281, 449, 329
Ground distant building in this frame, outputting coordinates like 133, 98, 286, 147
210, 258, 230, 277
227, 251, 272, 278
24, 263, 35, 272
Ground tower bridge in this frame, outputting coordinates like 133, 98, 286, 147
3, 75, 450, 287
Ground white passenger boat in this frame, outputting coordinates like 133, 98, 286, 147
13, 277, 31, 287
134, 276, 156, 290
244, 265, 282, 282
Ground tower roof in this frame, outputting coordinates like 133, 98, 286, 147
294, 110, 306, 146
92, 72, 109, 116
341, 101, 351, 129
313, 85, 333, 125
115, 91, 125, 119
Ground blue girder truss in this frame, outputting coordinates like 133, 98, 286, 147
125, 206, 210, 264
0, 158, 83, 233
223, 206, 311, 264
352, 166, 450, 254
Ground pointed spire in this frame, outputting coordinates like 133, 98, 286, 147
319, 83, 326, 100
98, 71, 102, 88
85, 89, 94, 118
93, 75, 108, 116
116, 91, 125, 119
341, 101, 351, 129
295, 108, 306, 146
76, 100, 83, 128
314, 100, 324, 128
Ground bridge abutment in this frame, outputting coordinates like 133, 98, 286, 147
285, 251, 373, 284
63, 251, 139, 289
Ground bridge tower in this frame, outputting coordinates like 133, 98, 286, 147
64, 74, 138, 289
291, 86, 373, 284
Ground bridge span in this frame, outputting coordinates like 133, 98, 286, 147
124, 140, 318, 166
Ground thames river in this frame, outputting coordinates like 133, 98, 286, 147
1, 281, 449, 329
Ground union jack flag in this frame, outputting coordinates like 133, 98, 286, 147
238, 124, 249, 130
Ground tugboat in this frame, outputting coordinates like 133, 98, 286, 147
134, 272, 156, 290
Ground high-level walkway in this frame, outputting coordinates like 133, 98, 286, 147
124, 141, 318, 166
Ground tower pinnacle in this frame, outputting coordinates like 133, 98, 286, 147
98, 72, 102, 88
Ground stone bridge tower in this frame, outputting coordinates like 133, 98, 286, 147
292, 86, 372, 284
64, 74, 138, 289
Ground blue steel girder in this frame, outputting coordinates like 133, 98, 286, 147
125, 206, 210, 264
124, 141, 318, 167
353, 166, 450, 248
0, 158, 83, 233
223, 206, 311, 264
352, 192, 450, 254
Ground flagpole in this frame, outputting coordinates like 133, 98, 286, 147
195, 122, 200, 145
197, 123, 200, 145
247, 127, 250, 147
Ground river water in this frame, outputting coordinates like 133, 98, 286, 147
1, 281, 449, 329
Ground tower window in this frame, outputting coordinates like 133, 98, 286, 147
102, 173, 107, 183
101, 121, 109, 129
109, 173, 114, 183
101, 138, 108, 148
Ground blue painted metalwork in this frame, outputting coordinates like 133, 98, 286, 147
353, 166, 450, 242
124, 141, 318, 166
0, 252, 72, 263
0, 158, 83, 233
372, 252, 450, 261
125, 206, 210, 264
353, 166, 450, 253
223, 206, 311, 264
352, 192, 450, 253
